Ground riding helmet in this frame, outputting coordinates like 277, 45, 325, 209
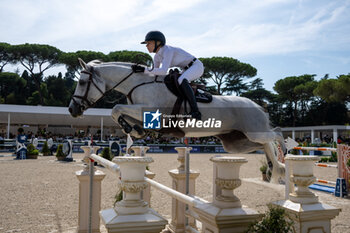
141, 31, 166, 45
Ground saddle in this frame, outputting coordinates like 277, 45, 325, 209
159, 69, 213, 138
164, 69, 213, 104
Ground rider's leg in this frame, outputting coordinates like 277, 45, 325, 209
178, 60, 204, 120
180, 79, 201, 120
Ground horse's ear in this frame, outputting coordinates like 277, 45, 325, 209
78, 58, 88, 70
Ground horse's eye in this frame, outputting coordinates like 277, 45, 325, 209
79, 79, 86, 85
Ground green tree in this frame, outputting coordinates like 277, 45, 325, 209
0, 72, 27, 104
249, 78, 264, 90
59, 50, 108, 79
107, 50, 152, 65
45, 73, 72, 106
200, 57, 257, 95
0, 42, 15, 72
11, 43, 62, 105
242, 88, 274, 107
304, 101, 349, 125
21, 70, 37, 102
26, 83, 48, 105
240, 78, 274, 107
267, 94, 288, 126
273, 74, 317, 126
314, 74, 350, 103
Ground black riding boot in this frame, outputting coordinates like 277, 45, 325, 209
180, 79, 201, 120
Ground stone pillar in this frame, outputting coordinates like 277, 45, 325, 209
76, 170, 106, 233
194, 156, 262, 233
274, 155, 341, 233
333, 128, 338, 144
131, 146, 153, 205
144, 171, 155, 207
81, 146, 100, 170
167, 147, 199, 233
311, 129, 315, 144
100, 156, 167, 233
131, 146, 150, 157
174, 146, 192, 171
76, 146, 105, 233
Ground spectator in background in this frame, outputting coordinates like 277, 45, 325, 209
16, 128, 27, 159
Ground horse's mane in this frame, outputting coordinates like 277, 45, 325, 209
87, 60, 162, 80
88, 60, 134, 67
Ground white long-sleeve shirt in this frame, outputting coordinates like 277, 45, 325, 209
144, 45, 196, 76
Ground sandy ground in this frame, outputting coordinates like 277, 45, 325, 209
0, 152, 349, 233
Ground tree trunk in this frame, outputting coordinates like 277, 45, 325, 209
33, 73, 44, 105
293, 101, 297, 127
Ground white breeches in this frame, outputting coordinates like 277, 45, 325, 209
178, 59, 204, 84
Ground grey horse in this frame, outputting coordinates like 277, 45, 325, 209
68, 59, 286, 183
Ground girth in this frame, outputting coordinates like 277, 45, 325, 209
126, 76, 163, 104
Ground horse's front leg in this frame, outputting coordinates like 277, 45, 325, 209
111, 104, 146, 138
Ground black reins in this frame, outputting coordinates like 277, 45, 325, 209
72, 57, 159, 108
72, 66, 135, 110
72, 68, 106, 110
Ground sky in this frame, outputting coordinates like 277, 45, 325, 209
1, 0, 350, 92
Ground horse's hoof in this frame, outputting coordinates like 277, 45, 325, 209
133, 125, 145, 137
124, 125, 132, 133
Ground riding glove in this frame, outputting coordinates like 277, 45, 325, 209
131, 65, 145, 73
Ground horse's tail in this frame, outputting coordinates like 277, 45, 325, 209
272, 127, 287, 155
263, 141, 285, 184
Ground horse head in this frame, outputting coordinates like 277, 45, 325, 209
68, 58, 106, 117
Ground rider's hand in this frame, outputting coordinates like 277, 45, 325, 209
131, 65, 145, 73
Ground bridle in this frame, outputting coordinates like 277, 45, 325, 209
72, 66, 135, 111
72, 58, 159, 111
72, 68, 104, 111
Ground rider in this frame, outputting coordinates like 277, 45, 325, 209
132, 30, 204, 120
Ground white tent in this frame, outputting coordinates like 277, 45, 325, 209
0, 104, 118, 139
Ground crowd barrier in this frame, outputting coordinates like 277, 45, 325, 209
0, 139, 227, 154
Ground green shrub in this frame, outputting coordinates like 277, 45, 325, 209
101, 147, 112, 161
41, 141, 50, 156
320, 157, 329, 163
260, 164, 267, 174
56, 144, 65, 158
329, 152, 337, 162
246, 205, 293, 233
27, 143, 39, 155
115, 190, 123, 204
